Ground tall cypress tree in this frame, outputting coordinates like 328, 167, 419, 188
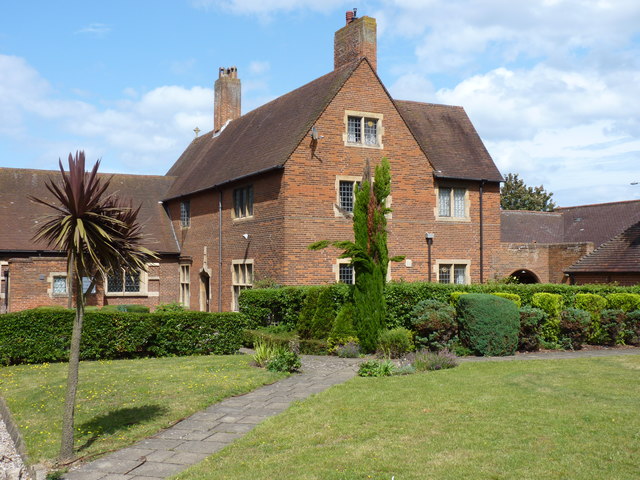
310, 157, 400, 352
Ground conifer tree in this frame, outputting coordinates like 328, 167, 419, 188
310, 158, 401, 352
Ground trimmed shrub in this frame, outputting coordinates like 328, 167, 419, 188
606, 293, 640, 312
532, 293, 563, 343
449, 291, 469, 307
297, 287, 322, 339
559, 308, 591, 350
155, 302, 186, 312
625, 311, 640, 346
311, 287, 337, 339
328, 303, 358, 350
101, 304, 150, 313
377, 327, 414, 358
491, 292, 522, 308
409, 299, 457, 351
599, 309, 626, 346
518, 306, 546, 352
575, 293, 607, 343
457, 294, 520, 356
0, 309, 247, 365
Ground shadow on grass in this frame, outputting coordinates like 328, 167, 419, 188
77, 404, 169, 452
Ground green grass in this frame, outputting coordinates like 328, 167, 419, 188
0, 355, 285, 465
175, 356, 640, 480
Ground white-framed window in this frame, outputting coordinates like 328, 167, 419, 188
180, 200, 191, 228
436, 186, 469, 220
233, 185, 253, 219
232, 260, 253, 311
343, 110, 384, 148
436, 261, 470, 285
106, 270, 146, 295
53, 276, 68, 295
180, 264, 190, 307
334, 259, 355, 285
334, 175, 361, 216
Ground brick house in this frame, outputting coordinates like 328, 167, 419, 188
1, 11, 550, 314
494, 200, 640, 285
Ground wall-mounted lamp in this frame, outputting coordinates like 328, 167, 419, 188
242, 233, 249, 240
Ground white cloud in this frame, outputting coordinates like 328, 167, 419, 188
191, 0, 345, 15
249, 60, 270, 75
0, 55, 213, 173
76, 23, 111, 36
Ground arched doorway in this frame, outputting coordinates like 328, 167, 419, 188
199, 271, 210, 312
510, 269, 540, 284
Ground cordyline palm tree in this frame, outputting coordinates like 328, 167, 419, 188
30, 151, 157, 462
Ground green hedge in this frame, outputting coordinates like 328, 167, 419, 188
457, 294, 520, 356
0, 310, 247, 365
239, 282, 640, 333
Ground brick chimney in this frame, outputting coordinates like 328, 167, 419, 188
214, 66, 241, 133
334, 11, 377, 71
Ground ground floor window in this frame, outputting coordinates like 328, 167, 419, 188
180, 264, 190, 307
437, 261, 469, 285
107, 271, 141, 294
232, 260, 253, 311
53, 276, 68, 295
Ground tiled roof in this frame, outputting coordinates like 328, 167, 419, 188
556, 200, 640, 248
501, 210, 565, 243
0, 168, 179, 254
394, 100, 504, 183
164, 60, 362, 199
566, 221, 640, 273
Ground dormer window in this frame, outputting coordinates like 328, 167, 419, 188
344, 111, 383, 148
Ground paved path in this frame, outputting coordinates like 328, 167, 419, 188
62, 346, 640, 480
63, 355, 361, 480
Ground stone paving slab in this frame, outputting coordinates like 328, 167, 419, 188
63, 354, 361, 480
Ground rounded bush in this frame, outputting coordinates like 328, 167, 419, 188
457, 294, 520, 356
518, 306, 546, 352
409, 299, 457, 351
559, 308, 591, 350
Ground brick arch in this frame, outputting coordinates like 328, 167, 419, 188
510, 269, 540, 284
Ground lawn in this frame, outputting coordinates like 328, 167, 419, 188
0, 355, 285, 465
175, 355, 640, 480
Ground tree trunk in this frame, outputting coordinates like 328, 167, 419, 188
59, 269, 83, 462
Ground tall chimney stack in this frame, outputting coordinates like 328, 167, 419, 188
214, 66, 241, 133
334, 11, 377, 71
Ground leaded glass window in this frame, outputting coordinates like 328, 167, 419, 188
234, 185, 253, 218
53, 276, 67, 295
439, 187, 452, 217
338, 263, 355, 285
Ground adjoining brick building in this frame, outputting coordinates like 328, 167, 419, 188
495, 200, 640, 285
1, 12, 636, 314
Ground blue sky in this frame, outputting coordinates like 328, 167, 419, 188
1, 0, 639, 207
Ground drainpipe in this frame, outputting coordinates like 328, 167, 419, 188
218, 190, 223, 312
479, 180, 486, 284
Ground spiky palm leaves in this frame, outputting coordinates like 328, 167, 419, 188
30, 151, 156, 462
30, 152, 154, 281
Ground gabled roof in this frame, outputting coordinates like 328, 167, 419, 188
164, 60, 362, 200
556, 200, 640, 248
501, 210, 564, 243
394, 100, 503, 183
0, 168, 179, 254
566, 221, 640, 273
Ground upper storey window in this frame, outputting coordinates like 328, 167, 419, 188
437, 185, 469, 220
233, 185, 253, 219
344, 111, 383, 148
180, 200, 190, 228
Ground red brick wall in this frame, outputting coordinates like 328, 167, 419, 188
165, 171, 285, 312
281, 61, 501, 286
3, 255, 176, 313
491, 242, 594, 284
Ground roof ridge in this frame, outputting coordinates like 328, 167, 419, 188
557, 199, 640, 211
394, 99, 464, 109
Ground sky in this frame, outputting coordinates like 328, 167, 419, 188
1, 0, 639, 207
